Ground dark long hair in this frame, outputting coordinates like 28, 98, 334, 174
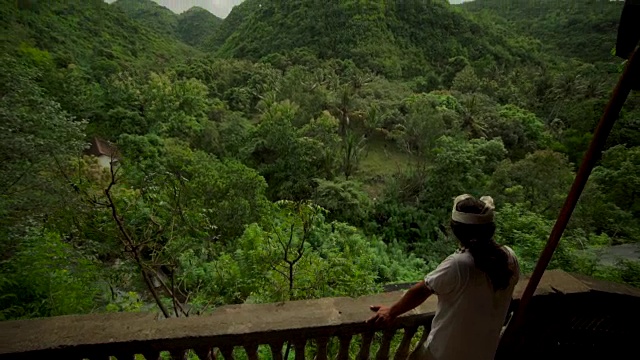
450, 197, 513, 291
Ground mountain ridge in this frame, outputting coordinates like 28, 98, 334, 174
177, 6, 223, 48
112, 0, 222, 49
112, 0, 178, 37
1, 0, 197, 72
206, 0, 543, 80
105, 0, 240, 18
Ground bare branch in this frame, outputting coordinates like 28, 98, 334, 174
150, 265, 188, 317
269, 263, 288, 280
271, 222, 287, 252
283, 223, 295, 264
104, 162, 171, 319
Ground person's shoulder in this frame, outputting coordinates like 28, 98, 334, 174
450, 249, 475, 267
501, 245, 521, 277
502, 245, 517, 259
434, 250, 472, 269
449, 249, 470, 259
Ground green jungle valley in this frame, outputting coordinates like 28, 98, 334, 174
1, 0, 639, 328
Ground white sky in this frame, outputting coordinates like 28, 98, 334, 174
106, 0, 471, 19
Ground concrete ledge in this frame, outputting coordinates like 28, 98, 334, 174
0, 270, 638, 359
0, 291, 436, 358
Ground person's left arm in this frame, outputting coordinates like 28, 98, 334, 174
367, 280, 433, 326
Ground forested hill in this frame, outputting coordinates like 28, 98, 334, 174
208, 0, 543, 78
177, 7, 223, 48
113, 0, 222, 49
112, 0, 178, 38
0, 0, 197, 73
462, 0, 623, 63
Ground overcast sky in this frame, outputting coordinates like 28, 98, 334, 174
106, 1, 470, 18
105, 0, 243, 18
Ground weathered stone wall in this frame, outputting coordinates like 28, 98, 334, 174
0, 270, 638, 360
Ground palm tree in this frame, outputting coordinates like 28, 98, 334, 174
458, 94, 488, 138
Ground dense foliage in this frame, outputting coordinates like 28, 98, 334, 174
1, 0, 639, 323
209, 0, 542, 79
463, 0, 622, 63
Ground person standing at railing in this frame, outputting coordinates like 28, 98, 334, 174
368, 194, 520, 360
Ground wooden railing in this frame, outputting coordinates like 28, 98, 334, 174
0, 291, 437, 360
2, 270, 639, 360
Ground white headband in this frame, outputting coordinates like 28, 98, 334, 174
451, 194, 495, 224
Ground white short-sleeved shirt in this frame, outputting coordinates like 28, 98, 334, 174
422, 246, 519, 360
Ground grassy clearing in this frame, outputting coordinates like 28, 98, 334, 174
357, 140, 414, 198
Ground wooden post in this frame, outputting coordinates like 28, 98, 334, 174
497, 45, 640, 357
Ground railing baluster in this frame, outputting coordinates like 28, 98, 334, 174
315, 337, 329, 360
408, 326, 430, 360
375, 329, 396, 360
142, 351, 161, 360
337, 335, 352, 360
195, 347, 213, 360
114, 353, 136, 360
244, 344, 259, 360
294, 339, 307, 360
357, 332, 374, 360
219, 346, 235, 360
393, 327, 418, 360
170, 349, 187, 360
270, 342, 285, 360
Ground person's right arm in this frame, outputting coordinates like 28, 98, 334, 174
366, 253, 462, 326
367, 281, 433, 326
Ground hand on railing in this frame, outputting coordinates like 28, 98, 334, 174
367, 305, 395, 326
367, 281, 433, 329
